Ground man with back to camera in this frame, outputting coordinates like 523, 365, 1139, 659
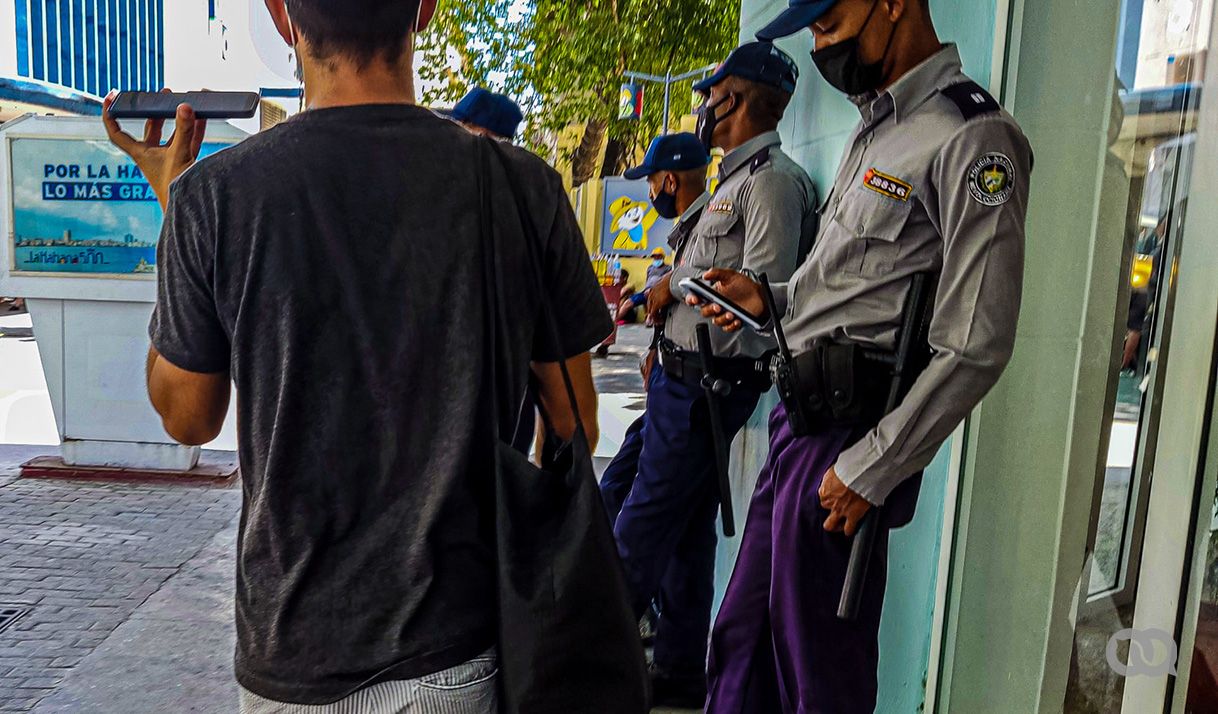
447, 87, 525, 141
598, 42, 818, 706
101, 0, 612, 711
692, 0, 1034, 710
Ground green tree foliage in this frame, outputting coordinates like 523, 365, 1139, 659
418, 0, 740, 183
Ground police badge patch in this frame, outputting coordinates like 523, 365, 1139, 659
968, 153, 1015, 206
862, 168, 913, 201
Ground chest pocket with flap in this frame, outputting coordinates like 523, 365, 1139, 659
831, 187, 913, 277
691, 209, 744, 269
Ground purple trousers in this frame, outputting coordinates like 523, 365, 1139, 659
705, 404, 921, 714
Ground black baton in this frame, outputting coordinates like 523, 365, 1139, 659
696, 323, 736, 538
759, 274, 794, 367
838, 273, 934, 621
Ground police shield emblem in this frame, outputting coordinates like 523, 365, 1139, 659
982, 167, 1007, 193
968, 153, 1016, 206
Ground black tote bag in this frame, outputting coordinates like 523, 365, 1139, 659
476, 139, 649, 714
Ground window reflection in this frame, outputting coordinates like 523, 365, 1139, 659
1066, 0, 1209, 710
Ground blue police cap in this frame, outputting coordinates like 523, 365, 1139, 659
623, 133, 710, 180
756, 0, 839, 41
692, 41, 799, 94
450, 88, 524, 140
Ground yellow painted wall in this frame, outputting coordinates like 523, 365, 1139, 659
555, 115, 717, 295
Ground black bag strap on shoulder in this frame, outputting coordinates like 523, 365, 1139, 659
476, 137, 649, 714
482, 140, 587, 446
476, 139, 505, 436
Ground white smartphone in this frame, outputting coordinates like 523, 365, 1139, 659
679, 278, 767, 332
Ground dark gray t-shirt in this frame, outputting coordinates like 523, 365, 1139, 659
149, 104, 611, 704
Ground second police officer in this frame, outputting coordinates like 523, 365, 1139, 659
693, 0, 1034, 711
599, 42, 818, 708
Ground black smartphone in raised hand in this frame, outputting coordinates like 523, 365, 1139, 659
107, 91, 260, 120
679, 278, 768, 332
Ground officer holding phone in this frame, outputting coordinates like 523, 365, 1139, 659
693, 0, 1033, 711
601, 45, 816, 707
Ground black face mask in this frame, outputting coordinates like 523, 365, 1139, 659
811, 0, 897, 96
651, 187, 680, 220
695, 95, 737, 151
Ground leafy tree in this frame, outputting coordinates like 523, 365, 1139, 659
418, 0, 740, 184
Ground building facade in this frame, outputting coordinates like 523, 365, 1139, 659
0, 1, 294, 126
721, 0, 1218, 712
12, 0, 165, 98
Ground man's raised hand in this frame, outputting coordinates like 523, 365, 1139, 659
103, 89, 208, 209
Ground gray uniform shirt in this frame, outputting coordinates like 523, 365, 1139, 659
667, 190, 711, 254
773, 45, 1032, 505
666, 131, 818, 358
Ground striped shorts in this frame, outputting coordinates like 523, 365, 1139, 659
238, 650, 498, 714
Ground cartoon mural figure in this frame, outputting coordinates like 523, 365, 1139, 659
608, 196, 660, 253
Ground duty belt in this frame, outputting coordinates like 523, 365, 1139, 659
657, 338, 773, 393
770, 342, 907, 436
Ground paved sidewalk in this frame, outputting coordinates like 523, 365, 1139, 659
0, 325, 700, 713
0, 449, 239, 713
32, 517, 239, 713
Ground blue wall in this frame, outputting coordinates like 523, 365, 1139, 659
719, 1, 1000, 711
13, 0, 165, 95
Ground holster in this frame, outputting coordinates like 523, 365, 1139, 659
773, 341, 909, 437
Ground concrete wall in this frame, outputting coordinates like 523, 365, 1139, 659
721, 2, 998, 711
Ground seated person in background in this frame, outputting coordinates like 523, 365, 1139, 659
616, 250, 672, 324
613, 269, 639, 323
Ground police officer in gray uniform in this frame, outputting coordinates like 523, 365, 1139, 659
694, 1, 1033, 711
662, 41, 820, 354
601, 42, 817, 708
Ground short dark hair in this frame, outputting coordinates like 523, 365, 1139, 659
288, 0, 421, 66
723, 76, 792, 129
672, 166, 708, 188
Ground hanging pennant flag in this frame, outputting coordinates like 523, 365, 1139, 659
618, 83, 644, 121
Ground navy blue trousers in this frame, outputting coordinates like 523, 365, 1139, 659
601, 367, 760, 673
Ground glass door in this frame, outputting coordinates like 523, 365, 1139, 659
1064, 0, 1214, 711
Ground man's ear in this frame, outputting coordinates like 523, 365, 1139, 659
416, 0, 439, 32
264, 0, 294, 46
884, 0, 908, 23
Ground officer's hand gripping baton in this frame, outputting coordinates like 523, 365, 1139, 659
696, 323, 736, 538
837, 273, 933, 621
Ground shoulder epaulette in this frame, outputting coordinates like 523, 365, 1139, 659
941, 81, 1001, 121
749, 147, 772, 175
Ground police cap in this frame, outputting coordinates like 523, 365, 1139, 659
692, 41, 799, 95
